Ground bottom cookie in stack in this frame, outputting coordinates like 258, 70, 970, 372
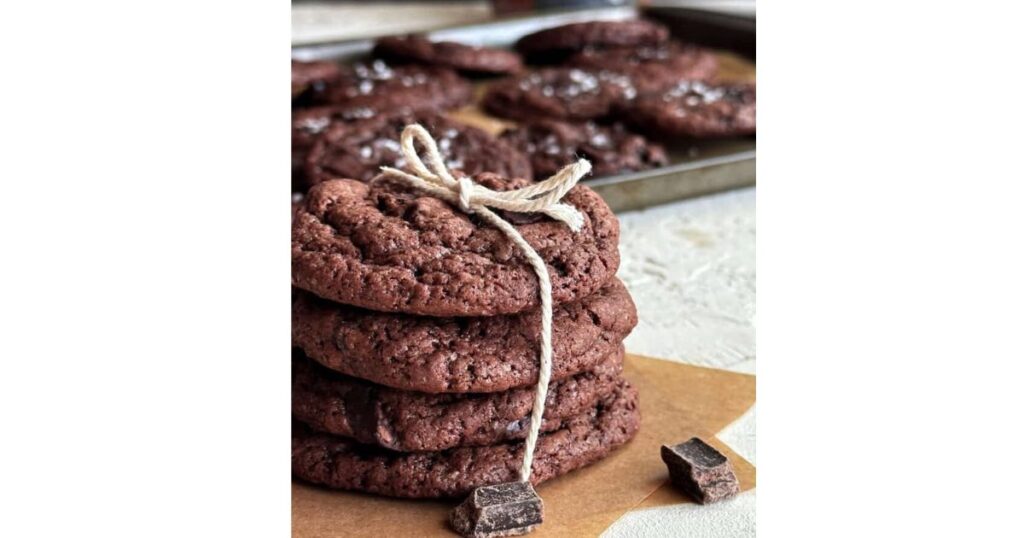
292, 348, 640, 498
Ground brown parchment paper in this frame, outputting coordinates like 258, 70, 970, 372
293, 354, 756, 537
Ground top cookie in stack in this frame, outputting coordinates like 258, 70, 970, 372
291, 166, 640, 498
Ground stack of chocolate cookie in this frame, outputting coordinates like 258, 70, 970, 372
291, 170, 640, 498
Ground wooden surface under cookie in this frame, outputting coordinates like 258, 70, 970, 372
292, 353, 756, 537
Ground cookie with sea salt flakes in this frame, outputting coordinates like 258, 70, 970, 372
302, 111, 532, 187
566, 42, 719, 93
323, 60, 473, 112
482, 67, 635, 122
622, 81, 756, 138
292, 105, 382, 190
291, 278, 636, 393
500, 119, 667, 179
291, 173, 620, 317
374, 35, 523, 75
291, 344, 626, 451
291, 381, 640, 498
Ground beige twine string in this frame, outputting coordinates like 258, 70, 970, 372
376, 124, 591, 482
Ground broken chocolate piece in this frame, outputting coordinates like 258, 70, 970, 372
450, 482, 544, 538
661, 437, 740, 504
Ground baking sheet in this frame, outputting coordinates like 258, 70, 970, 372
291, 7, 756, 212
292, 354, 756, 537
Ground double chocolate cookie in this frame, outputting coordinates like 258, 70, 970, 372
516, 19, 669, 60
622, 81, 756, 138
292, 278, 636, 393
292, 105, 382, 189
292, 59, 344, 99
501, 120, 668, 178
374, 35, 523, 75
567, 42, 719, 93
291, 174, 620, 317
292, 344, 624, 451
482, 68, 635, 122
323, 60, 473, 112
291, 381, 640, 498
302, 111, 532, 186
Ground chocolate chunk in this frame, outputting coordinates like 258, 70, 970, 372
660, 437, 740, 504
450, 482, 544, 538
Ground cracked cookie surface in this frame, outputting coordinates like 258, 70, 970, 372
291, 279, 636, 392
291, 173, 620, 317
291, 380, 640, 498
292, 345, 624, 451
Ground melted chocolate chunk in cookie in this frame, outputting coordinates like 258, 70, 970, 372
375, 35, 523, 75
501, 120, 667, 178
303, 111, 532, 187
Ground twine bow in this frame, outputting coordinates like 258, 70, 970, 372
377, 124, 591, 482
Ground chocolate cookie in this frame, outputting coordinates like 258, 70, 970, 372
292, 59, 343, 103
482, 68, 635, 122
501, 120, 668, 179
303, 111, 532, 186
292, 105, 381, 190
291, 381, 640, 498
515, 19, 670, 59
291, 174, 620, 317
622, 81, 756, 138
567, 42, 719, 93
292, 278, 636, 392
292, 344, 624, 451
374, 35, 523, 75
323, 60, 473, 112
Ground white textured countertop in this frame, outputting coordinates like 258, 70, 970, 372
608, 187, 756, 537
